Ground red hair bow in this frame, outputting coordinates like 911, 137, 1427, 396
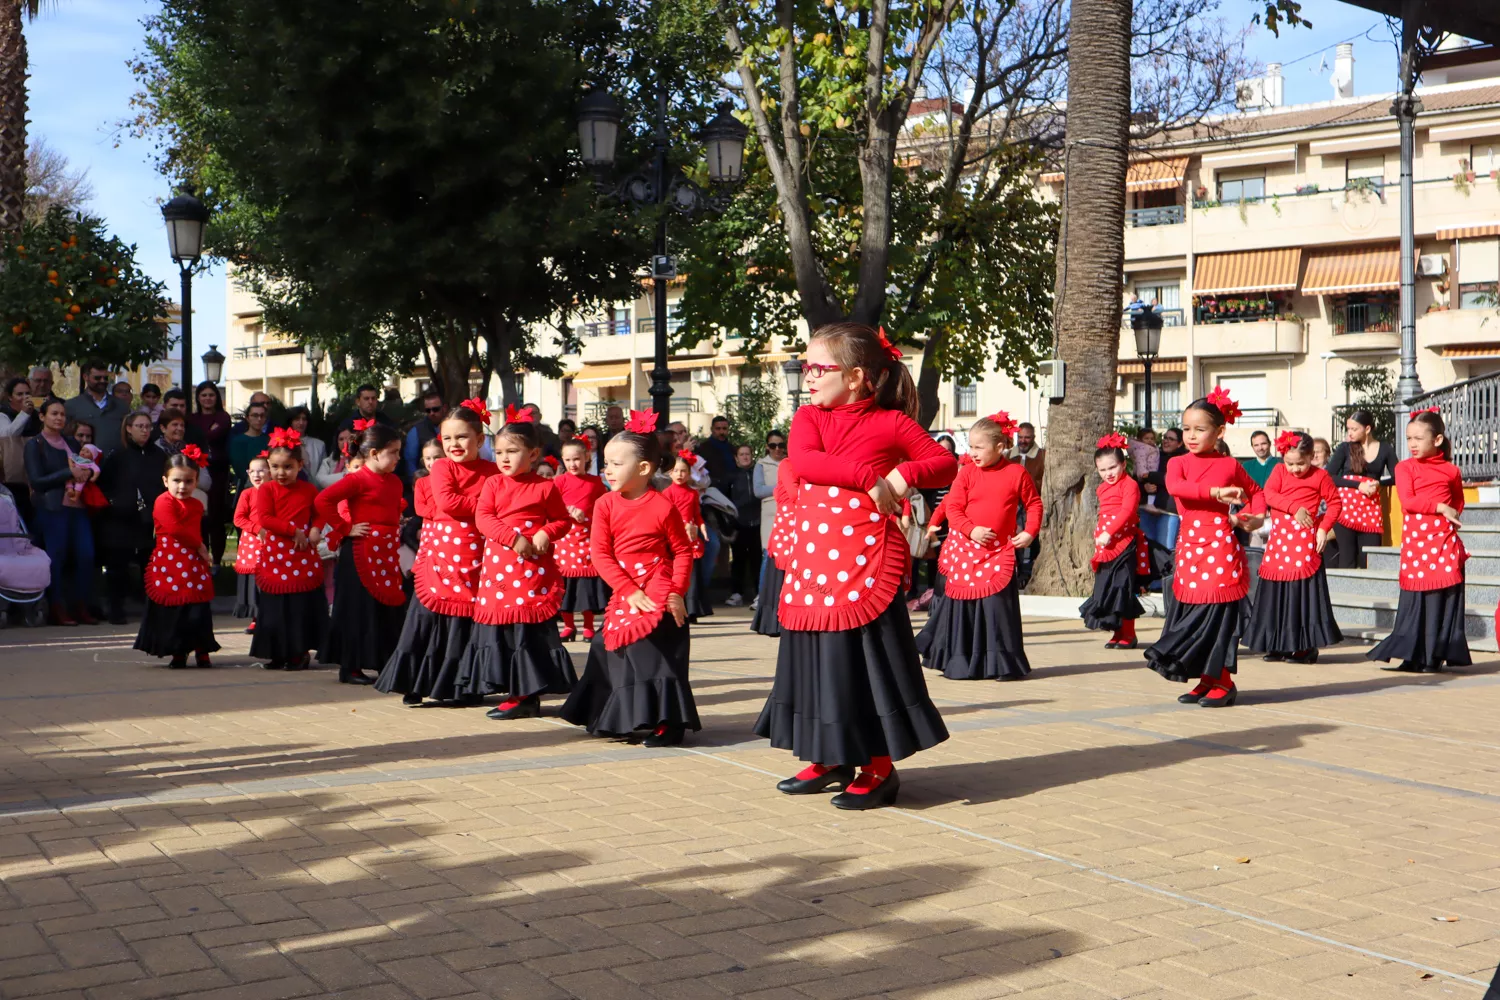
542, 455, 559, 469
352, 418, 374, 432
268, 427, 303, 451
624, 409, 658, 434
178, 444, 208, 468
875, 326, 903, 362
676, 448, 697, 465
1096, 432, 1128, 450
1274, 430, 1302, 455
459, 398, 491, 426
1410, 405, 1440, 417
504, 404, 533, 424
986, 410, 1019, 438
1205, 386, 1241, 425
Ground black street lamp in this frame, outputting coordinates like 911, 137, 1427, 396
161, 188, 210, 413
781, 358, 804, 413
201, 345, 225, 386
1131, 307, 1164, 433
579, 88, 748, 429
306, 343, 326, 412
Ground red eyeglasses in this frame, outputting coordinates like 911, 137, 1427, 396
802, 362, 842, 380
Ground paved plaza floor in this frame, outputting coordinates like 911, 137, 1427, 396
1, 611, 1498, 999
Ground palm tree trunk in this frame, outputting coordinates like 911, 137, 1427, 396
0, 2, 28, 235
1029, 0, 1132, 597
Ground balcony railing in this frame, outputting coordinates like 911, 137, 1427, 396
637, 317, 685, 335
580, 320, 632, 338
1193, 303, 1284, 324
232, 346, 264, 360
1407, 374, 1500, 482
1333, 302, 1395, 335
1121, 307, 1185, 328
1126, 205, 1184, 228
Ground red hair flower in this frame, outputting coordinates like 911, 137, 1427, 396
268, 427, 303, 451
1410, 405, 1440, 418
256, 450, 269, 460
1096, 432, 1128, 451
504, 403, 534, 424
459, 398, 491, 426
676, 448, 696, 465
875, 326, 903, 362
986, 410, 1019, 439
1274, 430, 1302, 455
179, 444, 208, 468
542, 455, 559, 469
1204, 386, 1241, 425
352, 417, 374, 432
624, 409, 658, 434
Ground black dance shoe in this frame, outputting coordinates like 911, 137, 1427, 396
261, 661, 285, 671
1262, 652, 1286, 662
194, 652, 212, 668
339, 668, 375, 686
284, 654, 311, 672
1286, 649, 1318, 664
486, 695, 541, 720
1176, 690, 1206, 704
776, 764, 855, 795
1379, 661, 1422, 672
168, 655, 188, 669
1199, 686, 1237, 708
831, 770, 901, 810
642, 723, 684, 748
402, 692, 424, 706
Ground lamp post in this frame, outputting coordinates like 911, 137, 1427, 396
781, 358, 804, 415
578, 88, 748, 430
305, 344, 325, 412
201, 345, 225, 386
1131, 307, 1164, 433
161, 189, 210, 413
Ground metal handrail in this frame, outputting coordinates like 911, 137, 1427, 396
1405, 372, 1500, 481
1125, 205, 1185, 228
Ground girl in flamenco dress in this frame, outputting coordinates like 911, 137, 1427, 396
134, 447, 220, 668
751, 454, 798, 637
246, 429, 327, 671
663, 450, 713, 621
553, 438, 610, 642
1079, 433, 1148, 649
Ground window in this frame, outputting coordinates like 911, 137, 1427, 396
1471, 143, 1497, 176
1345, 155, 1385, 185
611, 307, 631, 336
1217, 171, 1265, 204
1459, 238, 1499, 310
1132, 380, 1180, 417
1214, 374, 1268, 416
954, 380, 977, 416
1134, 282, 1181, 311
288, 387, 310, 407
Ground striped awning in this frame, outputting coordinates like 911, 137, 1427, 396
1126, 156, 1190, 192
1301, 244, 1400, 296
1193, 248, 1303, 296
1118, 358, 1187, 375
1441, 344, 1500, 358
1435, 222, 1500, 240
665, 352, 796, 372
572, 362, 633, 388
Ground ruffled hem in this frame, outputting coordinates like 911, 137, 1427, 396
459, 622, 578, 697
249, 589, 328, 661
232, 572, 259, 619
473, 593, 564, 627
1144, 596, 1246, 681
777, 521, 907, 633
134, 601, 220, 658
684, 565, 713, 619
319, 545, 406, 670
1242, 572, 1343, 653
751, 561, 783, 637
1367, 584, 1472, 667
558, 617, 698, 734
561, 575, 611, 612
375, 602, 474, 699
916, 580, 1030, 680
1080, 548, 1143, 631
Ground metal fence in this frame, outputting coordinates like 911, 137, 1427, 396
1407, 373, 1500, 481
1125, 205, 1184, 228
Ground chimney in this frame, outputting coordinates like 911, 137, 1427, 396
1264, 63, 1284, 107
1331, 43, 1354, 99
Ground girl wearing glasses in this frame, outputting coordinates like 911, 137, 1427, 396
754, 323, 958, 810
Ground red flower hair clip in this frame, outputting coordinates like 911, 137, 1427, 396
676, 448, 696, 465
1204, 386, 1241, 425
179, 444, 208, 468
875, 326, 903, 362
624, 409, 658, 434
459, 398, 491, 426
352, 417, 374, 433
504, 404, 533, 424
268, 427, 303, 451
1274, 430, 1302, 455
542, 455, 559, 469
256, 450, 269, 460
986, 410, 1019, 438
1096, 432, 1128, 450
1410, 405, 1440, 418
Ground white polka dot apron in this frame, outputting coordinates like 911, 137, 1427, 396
255, 533, 324, 594
938, 533, 1016, 599
553, 516, 597, 578
602, 555, 671, 651
354, 525, 406, 606
233, 530, 261, 575
1398, 511, 1467, 591
766, 500, 797, 570
1260, 515, 1322, 581
413, 519, 483, 613
1336, 476, 1383, 534
777, 484, 905, 631
1089, 524, 1143, 575
145, 536, 213, 606
474, 527, 563, 625
1172, 512, 1249, 603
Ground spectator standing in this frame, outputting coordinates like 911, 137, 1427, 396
1326, 410, 1395, 569
753, 429, 785, 550
24, 399, 97, 624
285, 407, 325, 474
229, 399, 271, 489
1008, 421, 1045, 588
315, 429, 359, 488
598, 405, 625, 451
64, 360, 131, 457
1, 376, 37, 437
335, 384, 397, 438
139, 383, 163, 422
1241, 430, 1281, 487
111, 381, 135, 408
1140, 426, 1185, 551
27, 366, 60, 412
402, 389, 446, 474
97, 411, 166, 624
1129, 428, 1159, 478
189, 381, 233, 565
228, 391, 275, 434
154, 411, 213, 497
1311, 437, 1332, 469
520, 403, 563, 460
725, 443, 760, 607
695, 415, 736, 490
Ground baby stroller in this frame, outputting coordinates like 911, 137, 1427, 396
0, 485, 49, 627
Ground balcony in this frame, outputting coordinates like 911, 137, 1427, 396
1418, 307, 1500, 350
1124, 208, 1188, 262
580, 320, 632, 338
1126, 205, 1184, 228
1121, 307, 1185, 328
1192, 318, 1305, 358
1333, 302, 1395, 335
636, 317, 685, 335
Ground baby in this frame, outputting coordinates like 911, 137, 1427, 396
69, 444, 102, 497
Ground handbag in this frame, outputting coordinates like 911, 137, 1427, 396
905, 491, 931, 560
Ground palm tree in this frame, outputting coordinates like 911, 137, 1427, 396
1029, 0, 1132, 596
0, 1, 45, 235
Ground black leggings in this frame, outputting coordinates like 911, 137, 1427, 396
730, 533, 761, 596
104, 544, 152, 615
1329, 524, 1379, 569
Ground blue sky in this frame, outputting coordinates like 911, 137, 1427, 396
25, 0, 1409, 387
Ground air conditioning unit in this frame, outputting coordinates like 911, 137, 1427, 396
1418, 253, 1448, 277
689, 369, 713, 384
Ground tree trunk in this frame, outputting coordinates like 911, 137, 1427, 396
431, 324, 469, 407
915, 327, 949, 428
1029, 0, 1132, 598
0, 3, 28, 235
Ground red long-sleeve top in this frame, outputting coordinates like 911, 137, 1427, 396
590, 490, 694, 599
556, 471, 607, 517
232, 488, 257, 535
788, 397, 958, 493
662, 482, 704, 530
475, 472, 571, 546
248, 480, 319, 538
1095, 475, 1141, 537
1259, 465, 1341, 530
1395, 454, 1466, 590
429, 456, 499, 523
944, 458, 1042, 540
1396, 454, 1463, 515
314, 466, 405, 537
1166, 451, 1259, 603
413, 475, 433, 519
155, 492, 204, 548
1165, 451, 1259, 514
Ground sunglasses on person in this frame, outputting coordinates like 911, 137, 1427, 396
767, 440, 786, 449
424, 405, 444, 414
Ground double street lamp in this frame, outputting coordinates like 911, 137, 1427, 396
577, 88, 748, 429
1131, 307, 1164, 433
306, 343, 326, 411
161, 188, 210, 412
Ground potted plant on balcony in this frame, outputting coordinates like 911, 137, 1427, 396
1295, 183, 1320, 196
1454, 164, 1472, 195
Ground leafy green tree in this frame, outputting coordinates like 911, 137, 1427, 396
0, 206, 170, 372
722, 373, 786, 451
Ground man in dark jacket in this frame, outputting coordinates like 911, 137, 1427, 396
695, 415, 736, 491
724, 443, 760, 607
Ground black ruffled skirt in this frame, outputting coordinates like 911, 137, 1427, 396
233, 572, 258, 619
685, 559, 713, 619
755, 597, 948, 766
375, 600, 474, 700
1079, 549, 1143, 631
318, 544, 406, 672
250, 589, 328, 663
134, 601, 220, 659
1242, 570, 1343, 654
1368, 584, 1472, 668
459, 621, 577, 698
751, 560, 783, 637
561, 575, 611, 613
559, 615, 699, 735
1145, 596, 1247, 681
915, 578, 1030, 680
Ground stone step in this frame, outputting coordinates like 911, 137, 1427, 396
1456, 526, 1500, 551
1454, 502, 1500, 527
1322, 567, 1500, 607
1365, 546, 1500, 577
1327, 591, 1498, 652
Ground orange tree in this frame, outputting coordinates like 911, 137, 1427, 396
0, 206, 170, 373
